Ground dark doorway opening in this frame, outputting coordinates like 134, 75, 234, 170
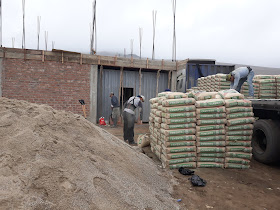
120, 88, 134, 110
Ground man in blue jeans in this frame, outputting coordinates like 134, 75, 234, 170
226, 66, 255, 97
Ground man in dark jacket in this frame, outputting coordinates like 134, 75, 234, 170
109, 92, 120, 127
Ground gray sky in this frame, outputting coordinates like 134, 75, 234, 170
3, 0, 280, 68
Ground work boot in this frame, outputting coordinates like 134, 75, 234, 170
129, 141, 137, 146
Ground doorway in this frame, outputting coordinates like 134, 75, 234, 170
120, 87, 134, 110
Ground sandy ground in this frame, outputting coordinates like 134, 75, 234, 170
103, 123, 280, 210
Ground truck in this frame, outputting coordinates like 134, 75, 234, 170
176, 59, 280, 164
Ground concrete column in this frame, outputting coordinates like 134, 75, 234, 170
89, 64, 98, 124
171, 70, 177, 92
0, 58, 2, 97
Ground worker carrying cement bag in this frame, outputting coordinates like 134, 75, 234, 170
123, 95, 145, 145
226, 67, 254, 98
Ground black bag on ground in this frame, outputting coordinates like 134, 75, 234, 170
178, 167, 195, 175
189, 175, 207, 187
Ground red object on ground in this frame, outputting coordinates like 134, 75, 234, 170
99, 117, 106, 125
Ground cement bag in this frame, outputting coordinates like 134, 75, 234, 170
196, 129, 225, 136
226, 152, 252, 160
150, 109, 157, 114
162, 146, 196, 154
225, 107, 253, 114
196, 107, 225, 114
151, 103, 158, 109
225, 141, 251, 147
225, 99, 252, 108
162, 112, 196, 119
225, 124, 254, 131
197, 162, 224, 168
225, 158, 250, 165
254, 75, 275, 79
196, 119, 227, 126
226, 112, 254, 119
149, 116, 154, 123
161, 123, 196, 130
149, 97, 158, 104
196, 113, 226, 119
161, 105, 196, 113
216, 73, 227, 78
150, 135, 157, 144
163, 141, 196, 147
161, 155, 196, 166
165, 92, 187, 99
196, 147, 225, 153
226, 130, 253, 136
154, 117, 162, 123
226, 147, 252, 153
158, 92, 171, 97
155, 110, 162, 117
226, 135, 252, 141
154, 122, 161, 129
194, 92, 218, 101
253, 79, 276, 83
165, 152, 196, 160
197, 153, 225, 158
162, 135, 196, 142
137, 134, 150, 148
196, 135, 226, 142
168, 162, 197, 169
196, 141, 226, 147
227, 117, 255, 126
196, 124, 225, 132
197, 157, 224, 163
218, 89, 245, 99
160, 128, 196, 136
162, 98, 196, 107
162, 117, 196, 124
195, 99, 225, 108
224, 163, 250, 169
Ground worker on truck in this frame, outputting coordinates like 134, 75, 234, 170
123, 95, 145, 145
226, 66, 254, 97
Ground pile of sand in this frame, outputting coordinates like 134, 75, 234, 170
0, 97, 179, 210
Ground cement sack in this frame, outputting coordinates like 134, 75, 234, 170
161, 105, 196, 113
227, 112, 254, 119
162, 98, 196, 107
224, 163, 250, 169
196, 124, 225, 131
154, 117, 162, 123
165, 92, 187, 99
195, 99, 225, 108
155, 150, 162, 160
149, 97, 158, 104
149, 116, 154, 123
254, 75, 275, 79
162, 135, 196, 142
151, 103, 159, 109
226, 152, 252, 159
196, 113, 226, 119
155, 110, 162, 117
196, 106, 225, 114
216, 73, 227, 78
162, 117, 197, 124
168, 162, 197, 169
253, 79, 276, 83
226, 130, 253, 136
225, 141, 251, 147
162, 111, 196, 119
225, 107, 253, 114
154, 122, 161, 129
196, 129, 225, 136
137, 134, 150, 148
227, 117, 255, 126
197, 147, 226, 153
197, 119, 227, 125
160, 128, 196, 136
165, 152, 196, 159
150, 135, 158, 145
161, 123, 196, 130
163, 141, 196, 147
196, 135, 226, 142
150, 109, 157, 114
162, 146, 196, 154
225, 158, 250, 165
197, 157, 224, 163
155, 144, 162, 153
161, 155, 196, 165
225, 124, 254, 131
197, 153, 225, 158
158, 91, 172, 97
225, 146, 252, 153
196, 141, 226, 147
218, 89, 245, 99
194, 92, 218, 101
197, 162, 224, 168
225, 99, 252, 108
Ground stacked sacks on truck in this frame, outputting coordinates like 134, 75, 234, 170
195, 95, 227, 168
214, 74, 231, 92
223, 97, 255, 169
253, 75, 276, 99
160, 96, 197, 169
276, 75, 280, 99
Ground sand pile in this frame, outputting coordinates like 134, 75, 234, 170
0, 97, 179, 210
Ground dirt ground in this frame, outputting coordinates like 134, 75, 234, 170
103, 123, 280, 210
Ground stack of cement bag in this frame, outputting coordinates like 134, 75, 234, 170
276, 75, 280, 99
196, 74, 230, 92
214, 74, 231, 91
195, 92, 227, 168
160, 96, 197, 169
219, 90, 254, 169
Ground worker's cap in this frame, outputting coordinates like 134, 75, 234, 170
110, 92, 114, 95
139, 95, 145, 102
165, 89, 171, 92
226, 73, 232, 81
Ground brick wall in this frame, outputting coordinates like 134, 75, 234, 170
2, 58, 91, 117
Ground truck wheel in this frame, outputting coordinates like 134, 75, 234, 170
252, 119, 280, 164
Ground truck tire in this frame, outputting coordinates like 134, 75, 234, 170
252, 119, 280, 164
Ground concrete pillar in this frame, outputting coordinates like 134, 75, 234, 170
89, 64, 98, 124
0, 58, 2, 97
171, 70, 177, 92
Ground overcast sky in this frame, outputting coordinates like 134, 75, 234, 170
3, 0, 280, 68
